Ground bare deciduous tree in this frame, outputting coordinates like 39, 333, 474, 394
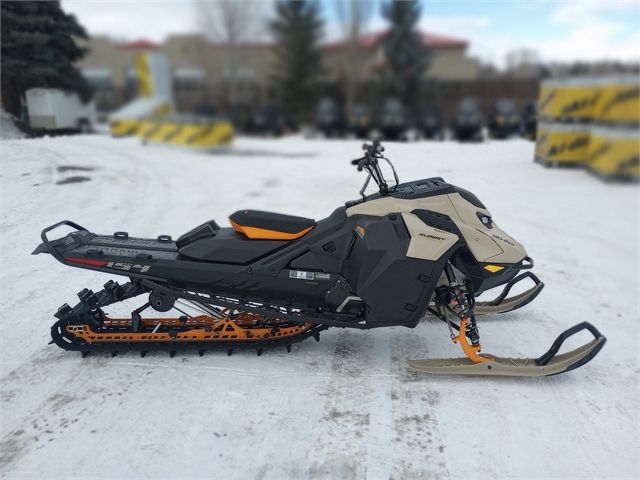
335, 0, 372, 115
195, 0, 269, 104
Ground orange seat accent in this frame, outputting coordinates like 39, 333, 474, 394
230, 220, 314, 240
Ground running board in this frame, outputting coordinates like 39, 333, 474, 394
475, 271, 544, 315
408, 322, 606, 377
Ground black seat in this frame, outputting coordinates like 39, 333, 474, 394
178, 228, 288, 264
229, 210, 315, 240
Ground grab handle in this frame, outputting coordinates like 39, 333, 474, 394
40, 220, 88, 262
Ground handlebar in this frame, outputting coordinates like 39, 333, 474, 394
351, 141, 398, 198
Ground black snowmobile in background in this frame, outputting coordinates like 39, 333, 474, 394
377, 98, 409, 141
521, 101, 538, 141
34, 142, 605, 376
348, 104, 373, 139
452, 97, 483, 142
249, 104, 293, 136
315, 97, 346, 137
417, 105, 444, 140
228, 103, 253, 133
488, 98, 521, 139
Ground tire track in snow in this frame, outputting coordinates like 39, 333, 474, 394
363, 332, 393, 480
0, 138, 181, 473
308, 330, 377, 478
388, 327, 450, 479
0, 357, 111, 475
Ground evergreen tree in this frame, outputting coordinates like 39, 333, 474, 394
379, 0, 429, 109
270, 0, 324, 120
1, 1, 91, 117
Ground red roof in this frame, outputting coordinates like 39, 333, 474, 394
117, 39, 160, 50
325, 29, 467, 50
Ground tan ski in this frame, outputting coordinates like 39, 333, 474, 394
474, 271, 545, 316
409, 322, 606, 377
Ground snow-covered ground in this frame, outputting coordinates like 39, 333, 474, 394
0, 134, 638, 479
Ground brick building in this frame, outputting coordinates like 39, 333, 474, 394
77, 30, 481, 112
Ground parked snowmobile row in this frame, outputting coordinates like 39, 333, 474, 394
35, 142, 604, 376
310, 97, 535, 142
220, 98, 537, 141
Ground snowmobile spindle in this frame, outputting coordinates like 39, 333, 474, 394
433, 265, 492, 364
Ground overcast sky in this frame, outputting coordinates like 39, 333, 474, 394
62, 0, 640, 68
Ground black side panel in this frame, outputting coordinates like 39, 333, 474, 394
452, 186, 486, 209
411, 209, 463, 237
178, 228, 288, 265
343, 214, 453, 328
450, 249, 520, 294
229, 210, 315, 233
289, 251, 324, 271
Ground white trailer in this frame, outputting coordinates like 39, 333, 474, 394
26, 88, 96, 133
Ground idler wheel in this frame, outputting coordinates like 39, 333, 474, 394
149, 291, 175, 312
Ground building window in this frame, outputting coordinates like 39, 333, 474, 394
222, 66, 255, 83
174, 67, 206, 89
82, 67, 113, 90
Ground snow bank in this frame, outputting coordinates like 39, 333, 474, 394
0, 108, 24, 140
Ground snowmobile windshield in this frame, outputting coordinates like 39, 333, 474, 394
523, 102, 537, 115
422, 105, 440, 120
457, 99, 479, 115
494, 99, 516, 114
383, 99, 404, 115
353, 105, 370, 117
317, 99, 337, 116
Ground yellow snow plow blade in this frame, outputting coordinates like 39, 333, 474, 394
409, 322, 606, 377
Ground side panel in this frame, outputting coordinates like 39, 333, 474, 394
448, 193, 526, 264
346, 193, 527, 264
401, 212, 459, 260
343, 214, 455, 328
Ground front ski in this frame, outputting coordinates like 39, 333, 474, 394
409, 322, 606, 377
474, 271, 544, 316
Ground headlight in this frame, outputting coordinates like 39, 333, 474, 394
476, 212, 493, 228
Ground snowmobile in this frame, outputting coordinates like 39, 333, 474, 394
452, 98, 483, 142
34, 142, 605, 376
315, 97, 347, 138
521, 101, 538, 141
249, 104, 292, 136
377, 98, 409, 141
348, 104, 373, 139
417, 105, 444, 140
488, 98, 521, 139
